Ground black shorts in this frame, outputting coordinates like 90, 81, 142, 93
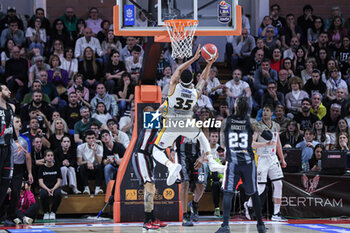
177, 151, 207, 186
132, 151, 155, 185
222, 161, 257, 196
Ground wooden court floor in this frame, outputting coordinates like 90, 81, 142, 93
2, 219, 350, 233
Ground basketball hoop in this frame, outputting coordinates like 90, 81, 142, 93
164, 19, 198, 58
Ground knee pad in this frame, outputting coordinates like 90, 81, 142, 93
272, 180, 283, 199
257, 183, 266, 195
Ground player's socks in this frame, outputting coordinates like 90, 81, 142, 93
251, 192, 264, 225
274, 204, 281, 215
222, 192, 234, 226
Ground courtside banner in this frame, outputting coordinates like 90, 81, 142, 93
281, 173, 350, 218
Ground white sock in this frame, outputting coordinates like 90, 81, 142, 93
274, 204, 281, 215
247, 198, 253, 208
84, 186, 89, 190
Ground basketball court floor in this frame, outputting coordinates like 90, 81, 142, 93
2, 217, 350, 233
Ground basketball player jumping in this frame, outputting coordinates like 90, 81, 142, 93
244, 104, 287, 222
216, 97, 266, 233
152, 45, 224, 187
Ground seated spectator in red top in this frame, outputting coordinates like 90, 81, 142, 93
270, 48, 283, 72
15, 181, 39, 224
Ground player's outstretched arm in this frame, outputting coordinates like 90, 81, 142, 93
196, 52, 218, 96
167, 45, 201, 96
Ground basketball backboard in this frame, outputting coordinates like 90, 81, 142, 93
113, 0, 242, 39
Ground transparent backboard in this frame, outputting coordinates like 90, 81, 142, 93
113, 0, 241, 37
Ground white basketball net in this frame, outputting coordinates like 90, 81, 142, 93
165, 19, 198, 59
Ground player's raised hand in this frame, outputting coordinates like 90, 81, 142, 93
207, 52, 218, 64
193, 44, 201, 60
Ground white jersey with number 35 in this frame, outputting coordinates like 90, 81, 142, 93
165, 83, 198, 118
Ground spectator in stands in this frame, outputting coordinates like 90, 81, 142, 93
294, 98, 318, 134
28, 56, 50, 87
330, 88, 349, 116
217, 101, 229, 119
158, 66, 172, 96
304, 69, 327, 96
4, 46, 28, 101
104, 50, 126, 94
270, 48, 283, 72
310, 92, 327, 120
125, 46, 143, 81
297, 4, 317, 40
38, 70, 62, 109
307, 17, 325, 44
78, 47, 103, 96
49, 117, 70, 151
270, 4, 287, 32
277, 69, 290, 96
294, 47, 307, 76
15, 181, 39, 225
61, 92, 81, 130
28, 8, 51, 32
282, 58, 295, 78
1, 20, 25, 48
101, 129, 125, 185
325, 6, 345, 31
328, 16, 348, 50
22, 81, 51, 105
0, 7, 24, 32
77, 130, 104, 195
333, 132, 350, 151
20, 90, 53, 123
263, 25, 280, 56
61, 48, 78, 83
74, 28, 103, 59
308, 144, 324, 171
74, 106, 104, 144
22, 117, 51, 148
283, 36, 300, 60
91, 83, 118, 117
118, 104, 135, 139
301, 57, 317, 84
326, 68, 348, 102
76, 87, 91, 108
85, 7, 103, 35
343, 102, 350, 129
197, 92, 214, 112
310, 32, 332, 58
91, 102, 112, 126
25, 17, 47, 55
261, 80, 284, 107
280, 120, 303, 148
107, 119, 130, 148
120, 36, 143, 62
73, 19, 86, 41
50, 39, 65, 62
244, 48, 264, 77
101, 30, 123, 61
285, 77, 309, 115
316, 48, 329, 73
55, 136, 81, 194
335, 118, 350, 145
337, 36, 350, 65
38, 149, 62, 220
280, 14, 302, 49
296, 128, 319, 169
323, 103, 342, 145
273, 105, 290, 133
258, 16, 277, 38
97, 20, 111, 43
68, 73, 89, 101
47, 55, 69, 88
224, 69, 251, 113
313, 120, 330, 150
0, 39, 14, 74
59, 7, 78, 36
116, 73, 134, 115
253, 58, 278, 107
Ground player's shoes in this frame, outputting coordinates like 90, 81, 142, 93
167, 163, 182, 186
23, 216, 33, 225
143, 221, 159, 230
214, 207, 221, 217
271, 212, 288, 222
208, 158, 225, 173
244, 201, 252, 220
257, 223, 267, 233
188, 201, 199, 222
182, 213, 193, 226
13, 218, 22, 225
152, 219, 167, 227
215, 225, 230, 233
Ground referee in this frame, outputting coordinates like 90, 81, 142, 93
216, 97, 268, 233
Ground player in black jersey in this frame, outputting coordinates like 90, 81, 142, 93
132, 125, 167, 231
215, 97, 269, 233
0, 85, 16, 226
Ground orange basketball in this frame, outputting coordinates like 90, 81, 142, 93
201, 43, 218, 61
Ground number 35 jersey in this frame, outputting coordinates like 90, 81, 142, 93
224, 115, 254, 164
164, 83, 198, 119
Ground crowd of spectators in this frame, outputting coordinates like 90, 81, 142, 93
1, 3, 350, 223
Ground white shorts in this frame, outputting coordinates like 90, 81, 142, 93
155, 120, 201, 148
257, 154, 284, 184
